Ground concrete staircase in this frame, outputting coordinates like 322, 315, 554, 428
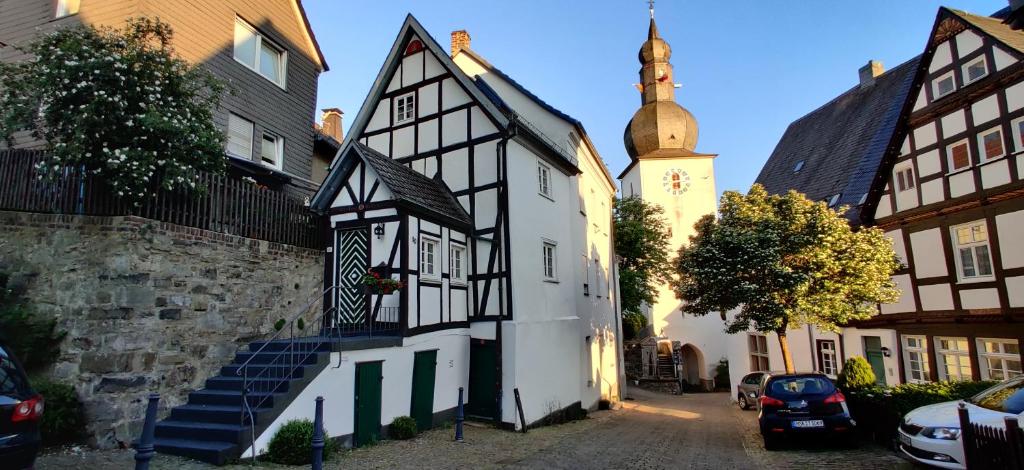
153, 338, 333, 465
656, 352, 676, 378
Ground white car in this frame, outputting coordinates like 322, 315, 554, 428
897, 376, 1024, 469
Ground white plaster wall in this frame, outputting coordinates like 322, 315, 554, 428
921, 179, 944, 206
242, 329, 471, 457
971, 95, 1000, 126
955, 30, 983, 57
930, 42, 952, 73
909, 228, 948, 278
1007, 81, 1024, 112
997, 210, 1024, 269
941, 110, 967, 138
880, 274, 915, 314
876, 194, 893, 219
960, 288, 1000, 310
913, 122, 938, 149
949, 170, 976, 198
887, 229, 907, 265
981, 158, 1012, 189
841, 328, 901, 385
503, 318, 583, 428
917, 149, 942, 176
919, 284, 954, 311
995, 46, 1017, 71
1007, 276, 1024, 307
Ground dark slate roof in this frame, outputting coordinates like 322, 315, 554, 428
754, 56, 921, 222
353, 143, 471, 226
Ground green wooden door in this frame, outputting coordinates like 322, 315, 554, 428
467, 342, 497, 420
354, 361, 383, 446
410, 350, 438, 431
863, 336, 887, 386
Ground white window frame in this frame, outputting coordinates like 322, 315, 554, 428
749, 334, 769, 372
932, 71, 956, 99
419, 236, 440, 282
1011, 116, 1024, 153
394, 92, 416, 124
894, 163, 915, 193
946, 139, 972, 173
581, 253, 590, 296
55, 0, 80, 18
818, 340, 838, 376
902, 335, 932, 383
233, 18, 288, 89
978, 126, 1006, 162
537, 162, 553, 199
950, 220, 995, 283
935, 336, 972, 381
260, 132, 284, 170
962, 56, 989, 85
449, 244, 467, 285
977, 338, 1022, 381
542, 240, 557, 281
226, 113, 255, 160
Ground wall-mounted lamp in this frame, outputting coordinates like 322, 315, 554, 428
373, 223, 385, 240
880, 347, 892, 358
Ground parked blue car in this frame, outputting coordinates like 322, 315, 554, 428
0, 339, 43, 469
757, 372, 856, 450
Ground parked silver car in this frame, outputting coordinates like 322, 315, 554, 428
737, 371, 766, 410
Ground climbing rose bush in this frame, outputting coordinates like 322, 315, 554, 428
0, 18, 226, 204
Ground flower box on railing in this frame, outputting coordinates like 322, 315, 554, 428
361, 269, 403, 295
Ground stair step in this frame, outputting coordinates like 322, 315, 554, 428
169, 404, 271, 425
233, 351, 323, 366
154, 437, 238, 466
188, 389, 281, 408
247, 338, 333, 353
155, 420, 249, 443
220, 363, 308, 378
206, 376, 291, 393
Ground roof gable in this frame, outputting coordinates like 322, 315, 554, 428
310, 14, 509, 210
293, 1, 329, 71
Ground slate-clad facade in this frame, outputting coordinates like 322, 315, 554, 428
0, 0, 328, 197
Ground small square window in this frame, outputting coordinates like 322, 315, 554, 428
542, 241, 557, 280
979, 127, 1005, 162
537, 163, 552, 198
933, 72, 956, 99
963, 57, 988, 85
947, 140, 971, 171
55, 0, 80, 17
895, 166, 915, 192
395, 93, 415, 124
261, 133, 283, 170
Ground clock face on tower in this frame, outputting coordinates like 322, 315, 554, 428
662, 169, 691, 196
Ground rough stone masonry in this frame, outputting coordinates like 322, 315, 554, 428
0, 210, 323, 447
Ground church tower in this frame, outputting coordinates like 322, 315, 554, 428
619, 7, 718, 354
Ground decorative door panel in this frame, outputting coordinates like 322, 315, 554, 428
336, 228, 369, 325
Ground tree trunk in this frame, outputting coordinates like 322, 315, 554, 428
777, 330, 795, 374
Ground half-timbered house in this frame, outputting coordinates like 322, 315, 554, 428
861, 6, 1024, 384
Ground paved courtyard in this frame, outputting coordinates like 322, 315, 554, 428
36, 388, 915, 470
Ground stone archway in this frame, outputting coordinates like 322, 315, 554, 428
679, 343, 706, 389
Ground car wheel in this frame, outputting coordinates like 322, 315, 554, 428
738, 394, 749, 410
763, 435, 781, 451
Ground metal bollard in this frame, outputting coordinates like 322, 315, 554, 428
134, 393, 160, 470
454, 387, 465, 442
311, 396, 325, 470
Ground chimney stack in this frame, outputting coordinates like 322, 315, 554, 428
321, 108, 343, 142
450, 30, 471, 56
858, 60, 885, 88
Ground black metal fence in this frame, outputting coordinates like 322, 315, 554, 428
0, 149, 322, 248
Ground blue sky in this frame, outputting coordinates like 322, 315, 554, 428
305, 0, 1006, 197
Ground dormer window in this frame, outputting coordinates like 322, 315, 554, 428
793, 160, 805, 173
55, 0, 80, 18
963, 57, 988, 85
395, 93, 415, 124
933, 71, 956, 99
827, 194, 841, 208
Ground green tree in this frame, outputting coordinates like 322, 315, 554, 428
0, 18, 226, 204
672, 184, 901, 373
837, 356, 878, 391
613, 196, 673, 318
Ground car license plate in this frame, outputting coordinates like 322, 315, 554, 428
899, 433, 912, 446
791, 420, 825, 428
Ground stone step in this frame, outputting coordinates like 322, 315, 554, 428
247, 338, 334, 354
205, 375, 291, 393
155, 419, 249, 443
220, 363, 309, 379
232, 351, 322, 366
154, 437, 238, 466
188, 389, 281, 408
169, 404, 272, 425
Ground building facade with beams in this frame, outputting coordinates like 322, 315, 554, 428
617, 13, 723, 389
292, 14, 621, 446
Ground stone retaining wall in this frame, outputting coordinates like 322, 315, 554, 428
0, 210, 324, 447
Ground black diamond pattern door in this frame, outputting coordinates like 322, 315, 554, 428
337, 228, 369, 326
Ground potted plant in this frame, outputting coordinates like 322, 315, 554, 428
361, 269, 404, 295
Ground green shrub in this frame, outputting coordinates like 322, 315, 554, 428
837, 356, 876, 391
715, 359, 730, 389
622, 311, 647, 340
0, 272, 65, 374
266, 419, 337, 465
388, 416, 418, 440
32, 379, 85, 446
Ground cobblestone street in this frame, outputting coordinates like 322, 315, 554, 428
35, 388, 916, 470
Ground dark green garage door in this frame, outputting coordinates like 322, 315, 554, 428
467, 341, 497, 420
410, 350, 437, 431
354, 361, 383, 446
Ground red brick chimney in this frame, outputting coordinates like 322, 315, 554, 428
450, 30, 471, 56
320, 108, 343, 141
